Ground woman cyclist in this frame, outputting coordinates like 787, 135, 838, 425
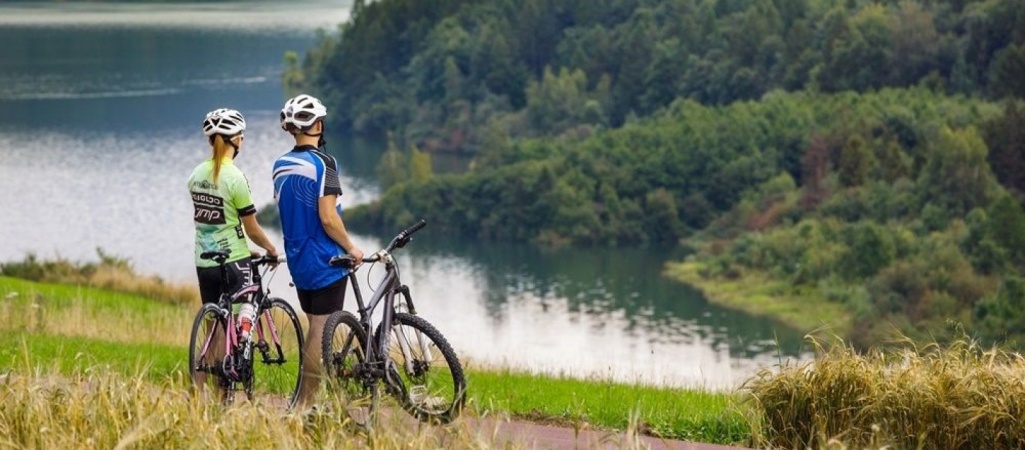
187, 108, 279, 305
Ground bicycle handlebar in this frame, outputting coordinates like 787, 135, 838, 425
328, 219, 427, 270
198, 250, 284, 266
252, 254, 285, 266
390, 218, 427, 251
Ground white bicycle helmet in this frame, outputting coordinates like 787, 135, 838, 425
202, 108, 246, 137
280, 94, 327, 130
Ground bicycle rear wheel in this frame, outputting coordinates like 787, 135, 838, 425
251, 298, 304, 410
377, 312, 466, 424
189, 303, 230, 404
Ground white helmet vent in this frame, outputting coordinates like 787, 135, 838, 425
203, 108, 246, 137
280, 94, 327, 130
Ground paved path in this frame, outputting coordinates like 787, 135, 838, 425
452, 416, 756, 450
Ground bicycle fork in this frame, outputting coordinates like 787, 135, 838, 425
255, 308, 286, 364
393, 287, 433, 377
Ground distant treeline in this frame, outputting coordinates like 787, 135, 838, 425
289, 0, 1025, 151
287, 0, 1025, 349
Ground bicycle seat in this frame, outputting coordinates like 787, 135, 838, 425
200, 249, 231, 264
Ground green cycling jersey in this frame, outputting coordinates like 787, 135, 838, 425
187, 158, 257, 268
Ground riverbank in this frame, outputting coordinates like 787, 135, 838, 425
663, 260, 854, 340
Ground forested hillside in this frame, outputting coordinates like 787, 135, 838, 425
288, 0, 1025, 349
289, 0, 1024, 149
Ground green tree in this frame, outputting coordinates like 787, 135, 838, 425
876, 137, 912, 183
839, 134, 872, 187
282, 51, 305, 97
643, 188, 684, 242
410, 146, 434, 183
989, 44, 1025, 99
984, 101, 1025, 194
889, 2, 940, 86
974, 275, 1025, 348
375, 134, 409, 190
987, 194, 1025, 266
525, 67, 601, 134
800, 135, 830, 210
916, 127, 999, 217
844, 221, 896, 279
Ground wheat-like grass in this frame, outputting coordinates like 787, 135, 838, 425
746, 336, 1025, 449
0, 366, 532, 450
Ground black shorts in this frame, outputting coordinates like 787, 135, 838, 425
196, 258, 253, 304
296, 277, 348, 316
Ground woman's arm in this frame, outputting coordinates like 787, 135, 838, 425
240, 213, 279, 258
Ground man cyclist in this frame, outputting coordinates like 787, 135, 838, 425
272, 94, 364, 409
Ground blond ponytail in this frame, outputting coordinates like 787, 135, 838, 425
210, 135, 232, 186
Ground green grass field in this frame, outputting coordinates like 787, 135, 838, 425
0, 275, 750, 448
6, 259, 1025, 449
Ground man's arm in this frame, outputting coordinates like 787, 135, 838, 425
318, 195, 363, 264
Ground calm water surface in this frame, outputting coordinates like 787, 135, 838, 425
0, 1, 810, 389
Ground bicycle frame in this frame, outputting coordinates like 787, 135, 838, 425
195, 256, 286, 381
341, 222, 434, 383
347, 252, 408, 379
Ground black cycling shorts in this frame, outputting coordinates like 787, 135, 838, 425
196, 258, 253, 304
296, 277, 348, 316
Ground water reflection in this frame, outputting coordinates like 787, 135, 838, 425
395, 234, 808, 362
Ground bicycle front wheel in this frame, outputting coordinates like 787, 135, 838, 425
189, 303, 229, 404
251, 298, 304, 410
378, 312, 466, 424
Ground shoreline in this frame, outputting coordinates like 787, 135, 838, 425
663, 260, 853, 340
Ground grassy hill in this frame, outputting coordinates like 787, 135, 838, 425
4, 257, 1025, 448
0, 264, 746, 447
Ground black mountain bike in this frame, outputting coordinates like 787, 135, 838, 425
188, 251, 304, 409
322, 219, 466, 427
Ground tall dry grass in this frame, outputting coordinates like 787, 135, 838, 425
746, 335, 1025, 449
0, 278, 193, 347
0, 365, 670, 450
0, 251, 198, 307
0, 365, 516, 450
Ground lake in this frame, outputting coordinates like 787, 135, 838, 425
0, 0, 810, 389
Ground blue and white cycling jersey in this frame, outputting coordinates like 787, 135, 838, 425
272, 145, 349, 290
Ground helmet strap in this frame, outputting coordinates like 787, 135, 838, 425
226, 135, 241, 158
300, 120, 325, 149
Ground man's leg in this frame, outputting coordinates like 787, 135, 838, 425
294, 278, 347, 410
297, 312, 327, 409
